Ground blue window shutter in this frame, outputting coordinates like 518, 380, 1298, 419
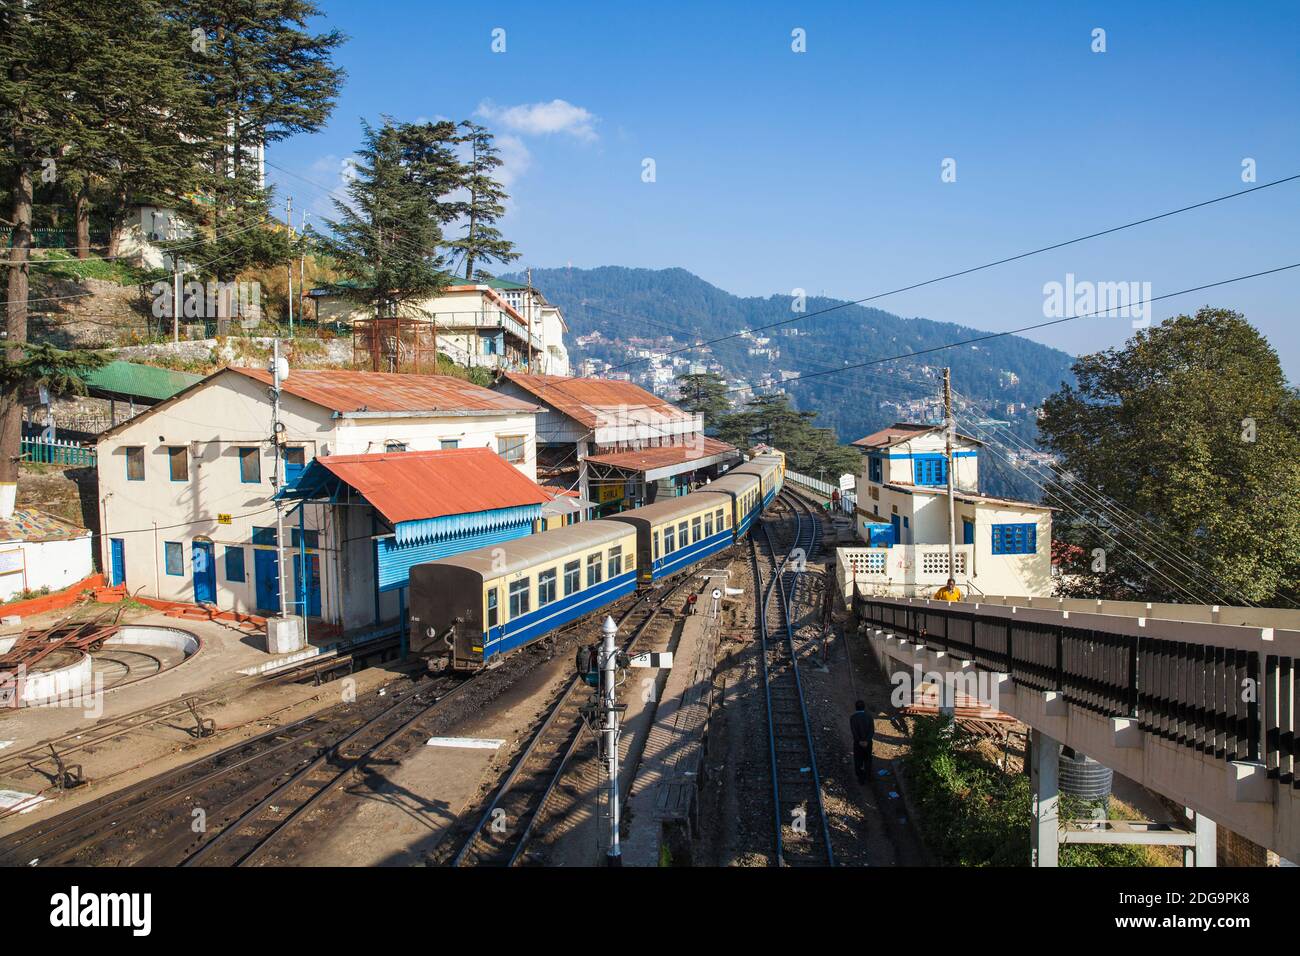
225, 546, 246, 582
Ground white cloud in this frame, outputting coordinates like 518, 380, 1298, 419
495, 134, 532, 190
475, 98, 598, 142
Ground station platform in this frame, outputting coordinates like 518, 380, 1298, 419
621, 573, 727, 866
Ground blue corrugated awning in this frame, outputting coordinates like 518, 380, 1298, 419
393, 504, 542, 546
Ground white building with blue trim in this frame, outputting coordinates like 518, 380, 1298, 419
847, 422, 1053, 598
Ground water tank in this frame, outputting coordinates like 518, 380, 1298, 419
1059, 750, 1113, 802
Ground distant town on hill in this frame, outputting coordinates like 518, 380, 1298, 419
506, 266, 1077, 500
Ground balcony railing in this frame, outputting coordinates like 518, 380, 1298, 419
418, 310, 543, 350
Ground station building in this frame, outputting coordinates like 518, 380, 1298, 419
491, 372, 740, 517
278, 447, 553, 633
847, 422, 1053, 597
95, 368, 542, 627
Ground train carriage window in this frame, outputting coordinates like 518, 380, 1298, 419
692, 516, 701, 543
663, 525, 675, 554
653, 531, 660, 561
678, 521, 689, 546
564, 560, 580, 595
704, 512, 713, 537
587, 552, 603, 587
538, 568, 557, 606
608, 546, 622, 579
508, 579, 530, 618
716, 508, 725, 528
486, 588, 499, 628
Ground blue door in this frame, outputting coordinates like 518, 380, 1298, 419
890, 514, 902, 547
192, 541, 216, 604
293, 552, 321, 617
254, 549, 280, 613
109, 538, 125, 587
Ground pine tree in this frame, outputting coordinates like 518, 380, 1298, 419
315, 119, 455, 337
674, 371, 730, 430
450, 121, 518, 280
55, 2, 214, 259
0, 0, 201, 510
166, 0, 344, 325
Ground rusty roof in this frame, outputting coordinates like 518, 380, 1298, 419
852, 421, 982, 449
499, 372, 693, 429
314, 448, 551, 525
584, 436, 738, 473
232, 368, 539, 417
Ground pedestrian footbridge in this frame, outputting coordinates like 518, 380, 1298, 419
854, 594, 1300, 864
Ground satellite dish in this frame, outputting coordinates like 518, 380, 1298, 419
711, 588, 722, 600
267, 355, 290, 382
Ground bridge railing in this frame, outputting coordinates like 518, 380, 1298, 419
856, 596, 1287, 773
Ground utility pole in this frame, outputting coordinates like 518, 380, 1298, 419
171, 254, 181, 345
943, 367, 957, 582
525, 266, 534, 371
300, 211, 308, 325
285, 197, 295, 337
271, 341, 288, 618
600, 614, 622, 866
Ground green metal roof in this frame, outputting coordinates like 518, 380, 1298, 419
84, 361, 202, 404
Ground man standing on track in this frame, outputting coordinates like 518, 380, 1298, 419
850, 699, 875, 784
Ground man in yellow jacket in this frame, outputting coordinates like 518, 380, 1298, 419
934, 577, 963, 602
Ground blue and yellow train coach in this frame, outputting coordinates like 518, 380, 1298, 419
408, 520, 639, 670
607, 492, 734, 585
701, 471, 763, 538
731, 454, 784, 509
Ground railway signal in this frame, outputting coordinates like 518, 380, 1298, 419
599, 615, 622, 866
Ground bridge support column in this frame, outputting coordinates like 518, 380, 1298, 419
1030, 728, 1061, 867
1184, 809, 1217, 867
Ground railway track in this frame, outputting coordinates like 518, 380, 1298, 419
0, 670, 461, 867
752, 493, 834, 866
449, 574, 696, 866
0, 634, 405, 800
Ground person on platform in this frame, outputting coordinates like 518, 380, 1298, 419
849, 699, 875, 784
935, 577, 963, 602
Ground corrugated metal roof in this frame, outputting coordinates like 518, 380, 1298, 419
852, 422, 982, 448
852, 423, 937, 448
315, 447, 552, 525
232, 368, 540, 416
583, 436, 738, 473
84, 361, 202, 403
500, 372, 693, 429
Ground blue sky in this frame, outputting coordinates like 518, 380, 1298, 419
270, 1, 1300, 377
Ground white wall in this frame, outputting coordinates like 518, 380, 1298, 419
0, 535, 94, 600
96, 370, 539, 622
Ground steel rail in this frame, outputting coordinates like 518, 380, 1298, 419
182, 674, 473, 867
754, 494, 834, 866
451, 575, 695, 867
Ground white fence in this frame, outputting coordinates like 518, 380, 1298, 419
786, 469, 855, 515
835, 544, 973, 600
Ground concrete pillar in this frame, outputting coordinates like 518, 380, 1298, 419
1184, 808, 1217, 867
577, 439, 590, 513
1030, 728, 1061, 867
